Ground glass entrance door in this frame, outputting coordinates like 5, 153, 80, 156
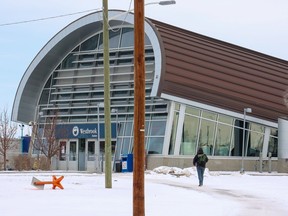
78, 138, 86, 171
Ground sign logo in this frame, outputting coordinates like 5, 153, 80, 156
72, 126, 79, 137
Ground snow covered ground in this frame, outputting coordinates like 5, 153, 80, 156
0, 167, 287, 216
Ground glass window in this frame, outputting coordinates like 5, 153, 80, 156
145, 121, 150, 136
214, 124, 232, 156
98, 32, 104, 49
198, 119, 216, 155
124, 122, 133, 136
109, 29, 120, 48
147, 137, 164, 154
175, 103, 180, 111
69, 141, 77, 161
80, 35, 98, 51
118, 122, 124, 136
268, 128, 278, 157
62, 53, 76, 69
120, 28, 134, 47
150, 121, 166, 136
59, 141, 66, 161
248, 123, 264, 157
185, 106, 200, 116
218, 114, 233, 125
202, 110, 217, 121
144, 34, 152, 46
88, 141, 95, 161
180, 114, 199, 155
121, 138, 131, 154
231, 120, 242, 156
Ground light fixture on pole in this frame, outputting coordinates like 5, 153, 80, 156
133, 1, 176, 215
107, 1, 176, 22
147, 0, 176, 6
240, 107, 252, 174
19, 124, 24, 137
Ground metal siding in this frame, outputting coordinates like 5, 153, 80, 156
150, 19, 288, 123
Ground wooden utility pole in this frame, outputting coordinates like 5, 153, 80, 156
133, 0, 145, 215
103, 0, 112, 188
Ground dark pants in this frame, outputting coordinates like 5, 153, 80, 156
196, 166, 205, 186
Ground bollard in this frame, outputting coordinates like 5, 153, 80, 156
268, 152, 272, 173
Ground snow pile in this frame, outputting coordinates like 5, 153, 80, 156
152, 166, 210, 177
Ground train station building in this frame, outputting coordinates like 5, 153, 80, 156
12, 10, 288, 172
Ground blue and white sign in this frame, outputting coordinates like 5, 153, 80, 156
56, 123, 117, 139
56, 124, 98, 139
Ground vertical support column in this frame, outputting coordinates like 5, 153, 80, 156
277, 118, 288, 173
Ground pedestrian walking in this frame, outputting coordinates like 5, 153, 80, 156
193, 147, 208, 186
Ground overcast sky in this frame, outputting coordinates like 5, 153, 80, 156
1, 0, 288, 125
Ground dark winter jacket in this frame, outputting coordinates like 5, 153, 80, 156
193, 148, 208, 168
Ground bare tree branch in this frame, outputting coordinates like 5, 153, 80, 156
31, 111, 68, 170
0, 108, 17, 170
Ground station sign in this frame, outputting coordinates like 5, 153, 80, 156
56, 123, 117, 139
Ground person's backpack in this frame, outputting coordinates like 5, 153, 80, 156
197, 154, 207, 167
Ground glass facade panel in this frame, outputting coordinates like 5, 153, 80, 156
147, 137, 164, 154
268, 128, 278, 157
231, 120, 242, 156
80, 35, 98, 51
124, 122, 133, 136
268, 138, 278, 157
150, 121, 166, 136
214, 123, 232, 156
185, 106, 200, 116
218, 114, 233, 125
62, 54, 76, 69
169, 106, 278, 158
202, 110, 217, 121
198, 119, 216, 155
180, 114, 199, 155
88, 141, 95, 161
109, 30, 121, 48
121, 138, 131, 154
248, 123, 264, 156
120, 28, 134, 47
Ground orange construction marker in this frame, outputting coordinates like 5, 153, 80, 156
32, 175, 64, 190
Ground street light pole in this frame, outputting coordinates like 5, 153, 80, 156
240, 108, 252, 174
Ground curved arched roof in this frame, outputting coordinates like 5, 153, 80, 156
12, 10, 163, 123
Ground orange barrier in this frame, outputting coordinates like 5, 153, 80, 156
32, 175, 64, 190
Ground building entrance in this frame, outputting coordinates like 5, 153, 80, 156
78, 139, 86, 171
57, 138, 99, 172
